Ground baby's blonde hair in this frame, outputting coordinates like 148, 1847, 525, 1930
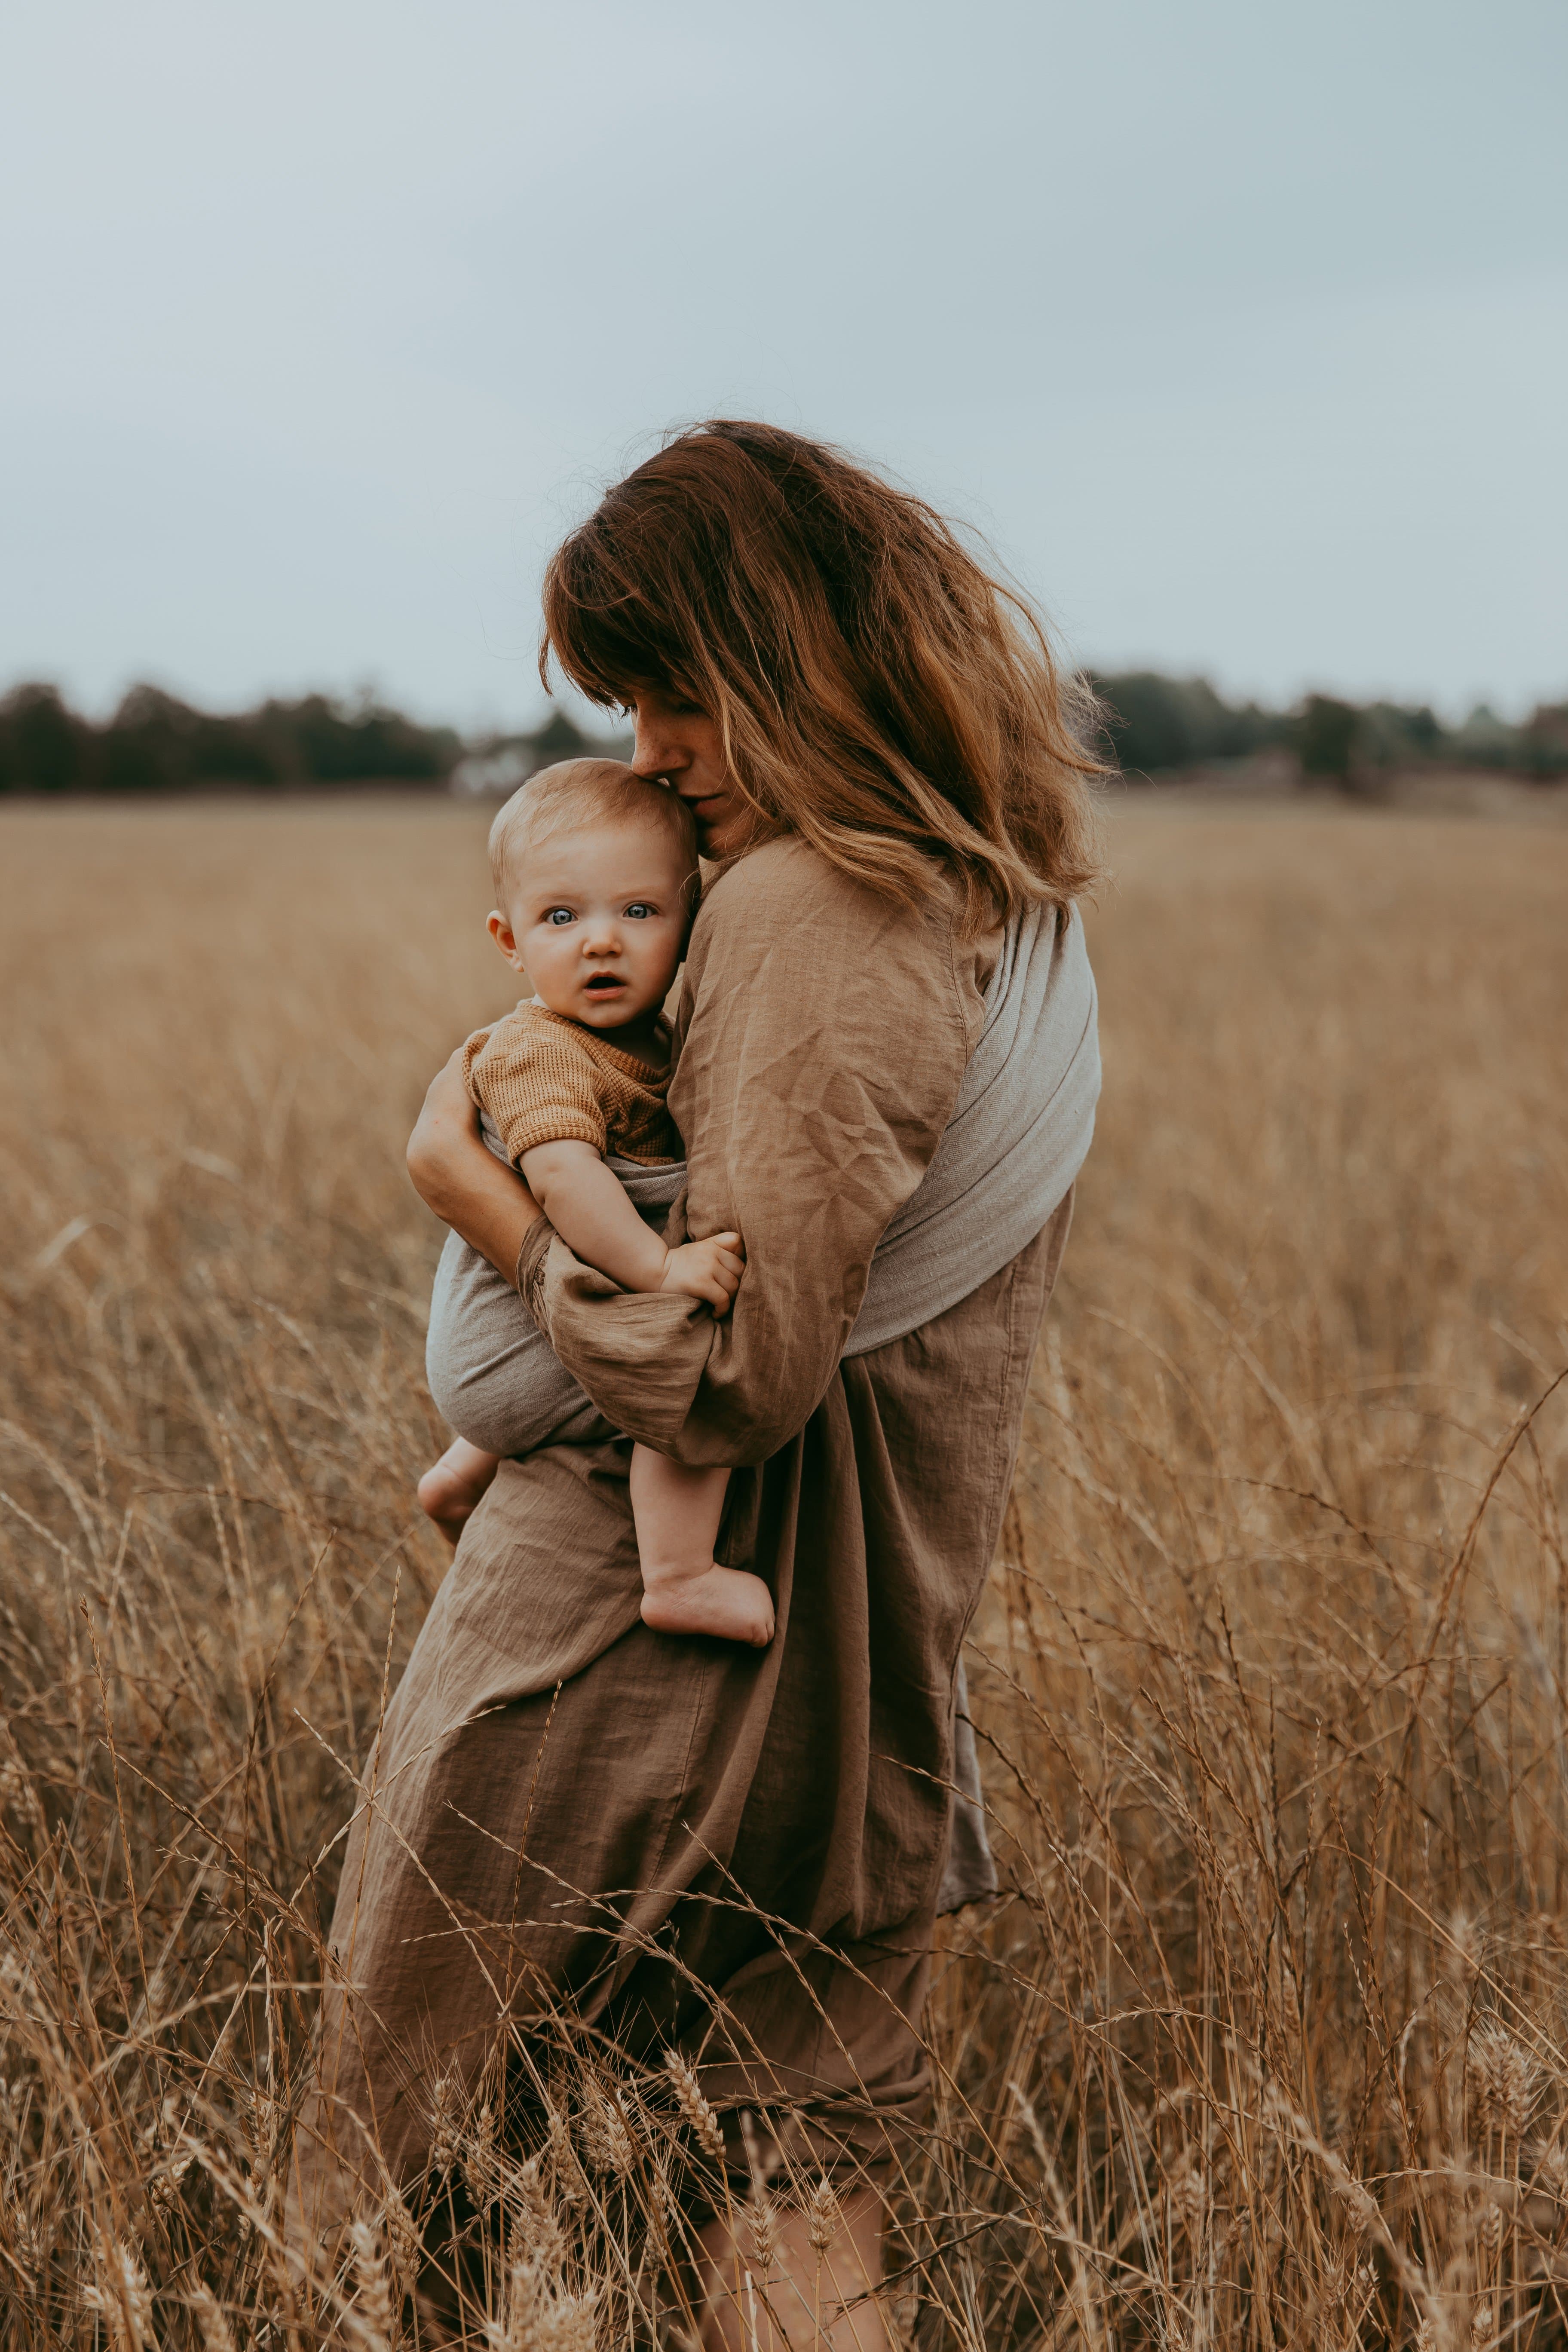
488, 757, 698, 904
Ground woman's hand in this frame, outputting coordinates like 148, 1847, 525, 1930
407, 1050, 543, 1283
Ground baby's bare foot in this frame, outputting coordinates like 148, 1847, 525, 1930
640, 1564, 775, 1648
416, 1439, 500, 1547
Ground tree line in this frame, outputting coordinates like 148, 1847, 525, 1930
1, 673, 1564, 795
1087, 672, 1568, 784
0, 682, 461, 795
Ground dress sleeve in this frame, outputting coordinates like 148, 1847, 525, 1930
516, 839, 980, 1467
464, 1012, 608, 1165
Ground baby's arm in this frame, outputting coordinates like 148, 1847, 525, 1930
520, 1141, 744, 1315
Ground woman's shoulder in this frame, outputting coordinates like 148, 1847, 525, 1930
687, 836, 984, 1043
698, 834, 962, 943
699, 834, 850, 922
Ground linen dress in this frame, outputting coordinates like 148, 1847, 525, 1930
293, 838, 1074, 2226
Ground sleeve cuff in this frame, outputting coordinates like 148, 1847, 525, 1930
498, 1112, 606, 1165
514, 1214, 554, 1298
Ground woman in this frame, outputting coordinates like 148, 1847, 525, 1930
293, 421, 1102, 2339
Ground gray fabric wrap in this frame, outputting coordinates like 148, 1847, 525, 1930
425, 1152, 683, 1457
843, 900, 1099, 1353
422, 901, 1100, 1911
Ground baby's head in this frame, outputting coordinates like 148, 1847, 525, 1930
486, 758, 699, 1034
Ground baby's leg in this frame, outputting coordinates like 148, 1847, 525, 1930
630, 1447, 775, 1647
417, 1438, 501, 1547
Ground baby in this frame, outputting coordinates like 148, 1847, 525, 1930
416, 757, 776, 1648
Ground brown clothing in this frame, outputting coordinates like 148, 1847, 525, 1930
293, 841, 1072, 2226
462, 1000, 679, 1166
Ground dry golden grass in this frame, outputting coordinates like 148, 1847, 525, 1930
1, 793, 1565, 2349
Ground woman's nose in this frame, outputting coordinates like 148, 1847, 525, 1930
632, 712, 681, 779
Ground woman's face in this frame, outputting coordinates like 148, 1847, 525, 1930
629, 686, 751, 858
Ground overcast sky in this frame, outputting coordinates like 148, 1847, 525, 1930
3, 0, 1564, 728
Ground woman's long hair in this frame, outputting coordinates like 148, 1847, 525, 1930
540, 420, 1105, 928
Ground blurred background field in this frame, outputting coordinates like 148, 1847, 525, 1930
2, 796, 1565, 2346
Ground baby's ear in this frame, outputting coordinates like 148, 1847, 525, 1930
487, 910, 522, 963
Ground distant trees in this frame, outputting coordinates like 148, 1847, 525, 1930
2, 673, 1563, 796
1297, 695, 1360, 782
0, 686, 86, 793
0, 683, 460, 794
1089, 671, 1281, 775
1092, 672, 1568, 785
1524, 703, 1568, 775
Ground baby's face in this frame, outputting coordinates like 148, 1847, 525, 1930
495, 818, 691, 1033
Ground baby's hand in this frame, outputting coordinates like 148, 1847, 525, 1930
659, 1232, 745, 1316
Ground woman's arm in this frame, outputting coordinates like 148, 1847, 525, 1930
407, 1051, 542, 1282
518, 839, 982, 1467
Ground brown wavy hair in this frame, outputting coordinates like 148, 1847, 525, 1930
540, 420, 1105, 928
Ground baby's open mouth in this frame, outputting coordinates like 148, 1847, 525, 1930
584, 974, 625, 992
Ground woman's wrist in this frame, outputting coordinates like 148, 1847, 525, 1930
514, 1217, 551, 1298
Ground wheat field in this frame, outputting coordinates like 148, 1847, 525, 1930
1, 793, 1565, 2350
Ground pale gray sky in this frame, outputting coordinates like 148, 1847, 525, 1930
3, 0, 1564, 727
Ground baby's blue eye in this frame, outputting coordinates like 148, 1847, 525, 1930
545, 908, 574, 926
624, 902, 654, 919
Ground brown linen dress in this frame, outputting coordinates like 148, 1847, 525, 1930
293, 838, 1073, 2229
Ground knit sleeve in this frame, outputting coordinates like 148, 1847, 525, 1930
462, 1013, 607, 1164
